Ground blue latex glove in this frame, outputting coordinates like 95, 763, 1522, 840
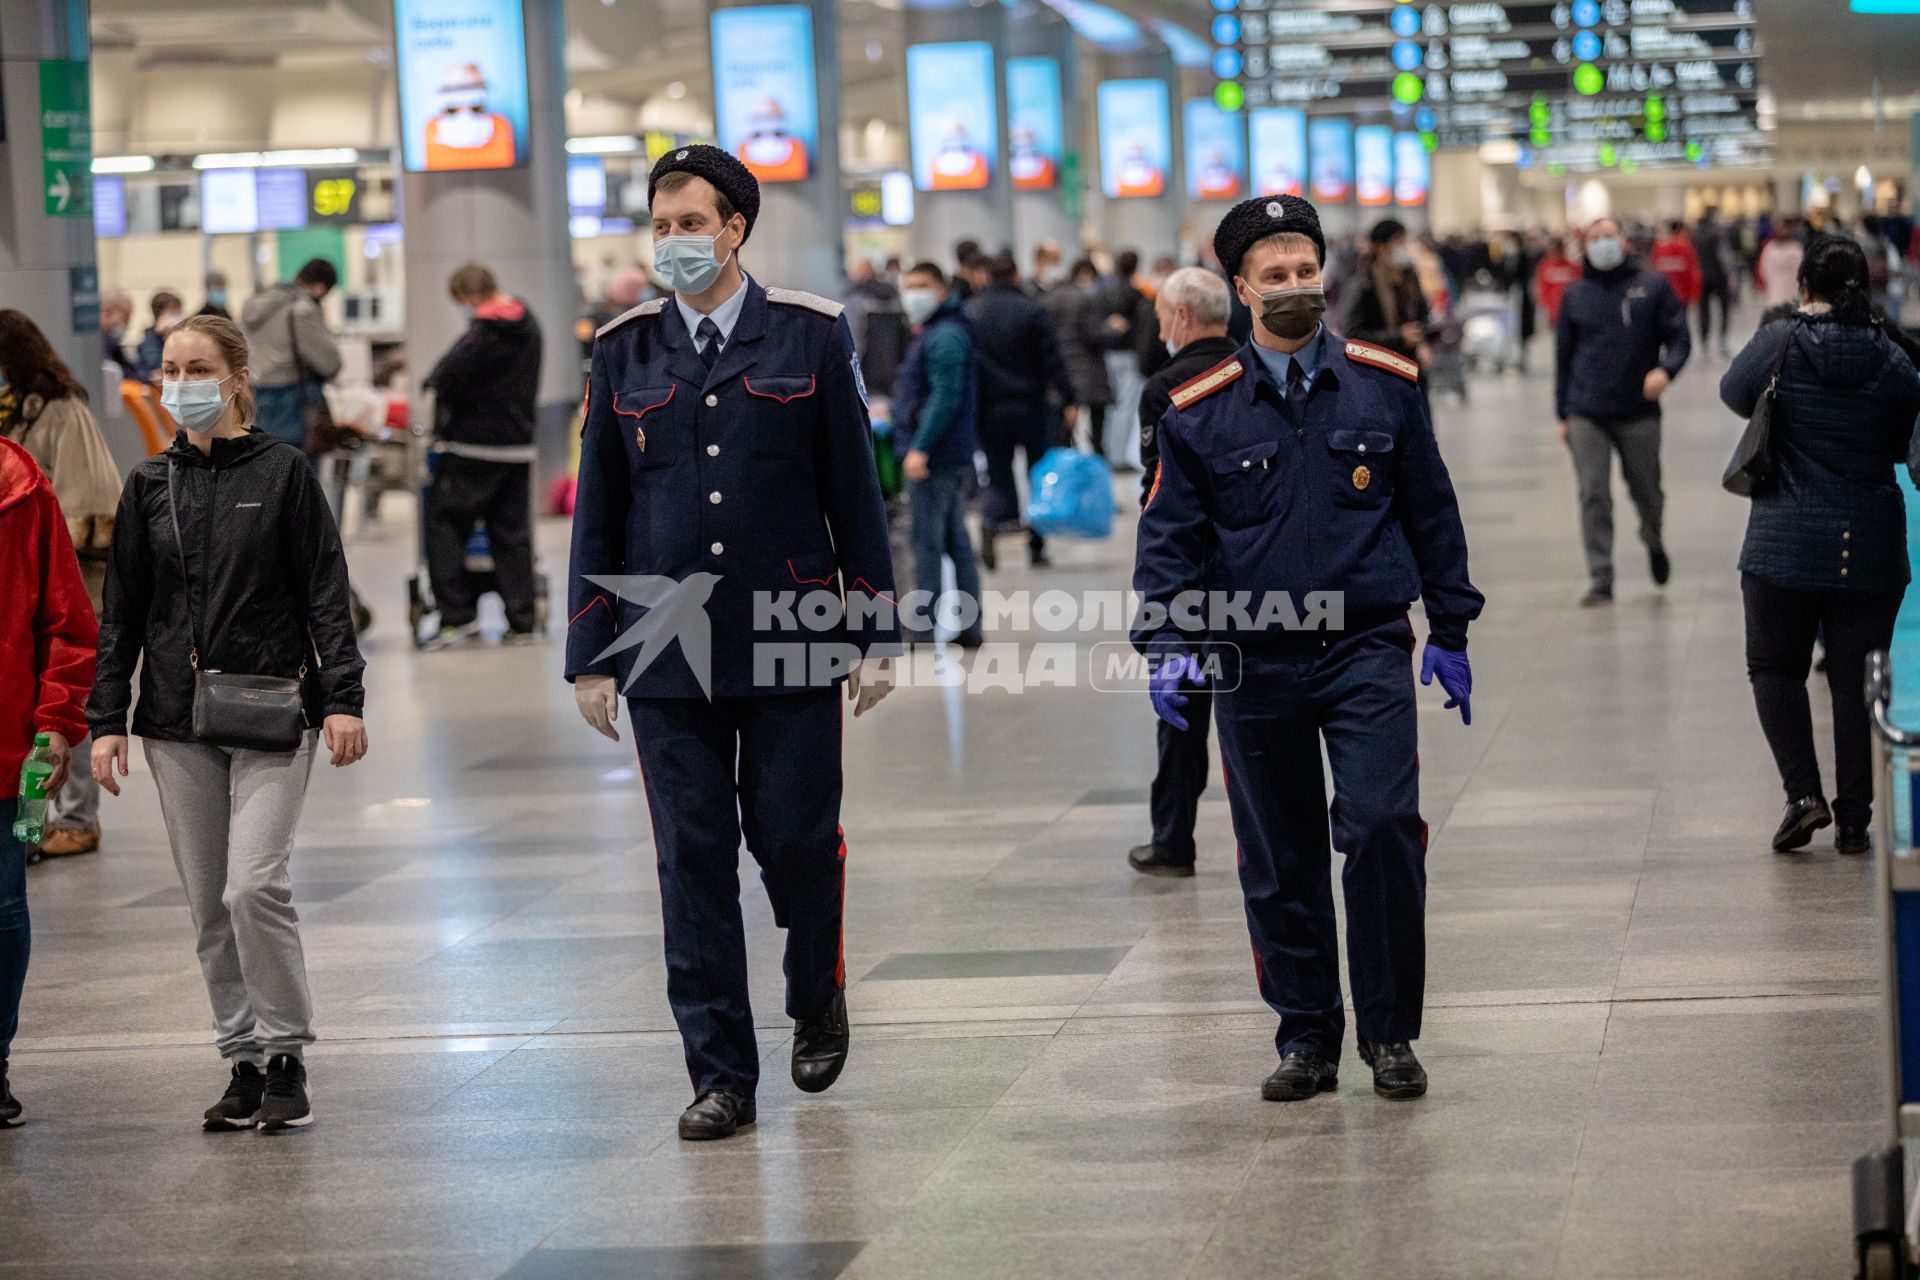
1420, 644, 1472, 725
1149, 653, 1206, 731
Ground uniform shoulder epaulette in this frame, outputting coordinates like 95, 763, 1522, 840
1168, 358, 1244, 411
595, 297, 668, 339
1343, 340, 1420, 384
764, 287, 844, 319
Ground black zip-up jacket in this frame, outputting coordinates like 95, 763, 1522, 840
1139, 334, 1241, 504
86, 430, 365, 742
965, 282, 1076, 409
1554, 258, 1691, 425
424, 298, 543, 450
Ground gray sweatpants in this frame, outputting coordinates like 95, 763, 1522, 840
47, 732, 99, 829
1568, 415, 1665, 592
144, 733, 319, 1063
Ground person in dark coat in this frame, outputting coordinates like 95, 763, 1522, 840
895, 262, 983, 645
1721, 234, 1920, 856
1041, 260, 1121, 455
1340, 219, 1432, 366
1126, 266, 1240, 879
966, 252, 1076, 570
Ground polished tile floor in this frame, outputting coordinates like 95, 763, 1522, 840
4, 337, 1891, 1278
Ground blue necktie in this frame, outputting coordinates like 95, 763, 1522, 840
1285, 360, 1308, 422
697, 318, 723, 373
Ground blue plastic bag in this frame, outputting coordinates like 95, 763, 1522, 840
1026, 447, 1114, 539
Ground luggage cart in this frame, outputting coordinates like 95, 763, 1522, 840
1857, 650, 1920, 1280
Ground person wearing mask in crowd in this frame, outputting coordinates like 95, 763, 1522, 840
1722, 235, 1920, 855
136, 291, 185, 383
1693, 207, 1735, 358
841, 257, 908, 401
1043, 259, 1121, 457
968, 250, 1076, 571
0, 430, 97, 1126
199, 271, 232, 320
1026, 240, 1063, 299
1757, 218, 1806, 309
896, 262, 983, 645
1135, 194, 1481, 1103
0, 311, 124, 858
1534, 235, 1584, 328
1341, 219, 1433, 370
1651, 221, 1703, 318
101, 289, 139, 381
420, 263, 543, 650
1555, 216, 1691, 608
1100, 250, 1152, 465
1126, 266, 1239, 879
568, 147, 900, 1142
241, 258, 342, 452
88, 315, 366, 1133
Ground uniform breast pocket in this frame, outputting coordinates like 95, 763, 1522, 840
613, 385, 679, 470
1208, 439, 1280, 529
744, 374, 818, 459
1326, 429, 1397, 508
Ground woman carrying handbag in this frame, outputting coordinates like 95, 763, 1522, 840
84, 315, 367, 1132
1721, 235, 1920, 855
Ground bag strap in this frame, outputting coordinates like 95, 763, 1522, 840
165, 456, 202, 670
1762, 316, 1799, 399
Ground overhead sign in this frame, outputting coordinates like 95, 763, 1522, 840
93, 175, 127, 239
39, 61, 92, 218
393, 0, 531, 173
711, 6, 819, 184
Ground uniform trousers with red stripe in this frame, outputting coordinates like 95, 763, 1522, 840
628, 688, 847, 1099
1211, 617, 1428, 1061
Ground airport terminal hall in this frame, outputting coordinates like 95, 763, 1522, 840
20, 0, 1920, 1276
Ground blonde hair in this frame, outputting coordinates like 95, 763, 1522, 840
167, 314, 256, 428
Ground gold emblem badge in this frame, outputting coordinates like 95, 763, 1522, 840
1352, 465, 1371, 491
635, 425, 647, 453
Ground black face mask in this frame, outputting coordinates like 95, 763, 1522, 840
1252, 285, 1326, 341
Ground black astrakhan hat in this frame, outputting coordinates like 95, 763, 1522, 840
1213, 194, 1326, 278
647, 144, 761, 245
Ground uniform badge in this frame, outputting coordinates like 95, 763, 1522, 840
676, 149, 689, 160
1352, 465, 1371, 491
850, 351, 869, 409
635, 424, 647, 453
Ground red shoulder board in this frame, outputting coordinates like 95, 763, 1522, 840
1168, 358, 1244, 411
1343, 340, 1420, 384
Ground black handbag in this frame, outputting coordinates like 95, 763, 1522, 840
167, 459, 309, 753
1722, 319, 1798, 497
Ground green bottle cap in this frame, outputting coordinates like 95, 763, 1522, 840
32, 733, 49, 747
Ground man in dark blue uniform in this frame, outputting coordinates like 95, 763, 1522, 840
567, 146, 901, 1141
1133, 195, 1482, 1102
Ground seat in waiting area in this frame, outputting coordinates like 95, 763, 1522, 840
119, 379, 168, 456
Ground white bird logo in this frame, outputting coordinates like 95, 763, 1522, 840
583, 573, 723, 699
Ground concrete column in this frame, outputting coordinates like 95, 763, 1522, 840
1097, 46, 1183, 260
904, 2, 1014, 263
711, 0, 845, 299
400, 0, 580, 490
1008, 14, 1080, 265
0, 0, 103, 419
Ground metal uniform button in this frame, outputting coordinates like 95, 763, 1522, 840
711, 542, 724, 555
706, 444, 719, 456
1843, 549, 1851, 559
709, 491, 722, 505
1241, 459, 1251, 469
1844, 531, 1852, 540
1358, 443, 1368, 453
705, 394, 718, 407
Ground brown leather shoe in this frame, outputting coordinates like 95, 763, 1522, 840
36, 825, 99, 858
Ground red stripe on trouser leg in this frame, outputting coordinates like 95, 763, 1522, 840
835, 826, 848, 988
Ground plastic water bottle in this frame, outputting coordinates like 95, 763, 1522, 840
12, 734, 54, 845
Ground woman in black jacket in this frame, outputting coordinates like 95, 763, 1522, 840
85, 315, 367, 1132
1721, 235, 1920, 855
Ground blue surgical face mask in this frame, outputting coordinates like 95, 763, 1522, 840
161, 375, 235, 432
1585, 236, 1625, 271
654, 232, 732, 295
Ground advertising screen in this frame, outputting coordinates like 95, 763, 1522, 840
1355, 125, 1393, 208
93, 175, 126, 239
1393, 132, 1430, 206
1006, 56, 1063, 192
1308, 117, 1354, 203
1183, 99, 1245, 202
567, 156, 607, 215
907, 42, 997, 193
1097, 79, 1171, 200
200, 169, 259, 236
1248, 108, 1306, 198
256, 169, 309, 230
711, 5, 819, 185
393, 0, 531, 173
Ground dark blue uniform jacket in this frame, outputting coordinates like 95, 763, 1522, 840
1133, 333, 1483, 654
566, 279, 901, 699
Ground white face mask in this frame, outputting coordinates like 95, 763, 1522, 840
654, 233, 733, 296
1586, 237, 1626, 271
902, 287, 941, 327
161, 374, 236, 432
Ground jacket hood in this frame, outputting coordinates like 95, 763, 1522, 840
163, 427, 285, 468
0, 435, 50, 514
239, 284, 300, 329
470, 297, 537, 338
1792, 313, 1892, 390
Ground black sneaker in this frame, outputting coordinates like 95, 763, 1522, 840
203, 1060, 266, 1132
257, 1054, 313, 1132
1650, 548, 1671, 586
1579, 586, 1614, 608
0, 1061, 22, 1128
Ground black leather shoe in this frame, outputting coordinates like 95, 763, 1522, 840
1127, 844, 1195, 878
1650, 547, 1671, 586
792, 990, 850, 1094
1772, 795, 1832, 853
678, 1090, 755, 1141
1261, 1051, 1338, 1101
979, 533, 998, 572
1837, 825, 1871, 856
1358, 1040, 1427, 1100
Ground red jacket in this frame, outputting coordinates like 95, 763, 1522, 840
1534, 254, 1583, 326
1650, 234, 1703, 305
0, 436, 96, 799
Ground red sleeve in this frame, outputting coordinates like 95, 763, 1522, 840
33, 491, 98, 744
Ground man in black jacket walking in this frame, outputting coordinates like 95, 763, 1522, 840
422, 263, 544, 645
1554, 218, 1691, 607
967, 252, 1077, 570
1127, 267, 1240, 878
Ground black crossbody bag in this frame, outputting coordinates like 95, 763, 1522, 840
1721, 318, 1798, 498
167, 459, 309, 752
